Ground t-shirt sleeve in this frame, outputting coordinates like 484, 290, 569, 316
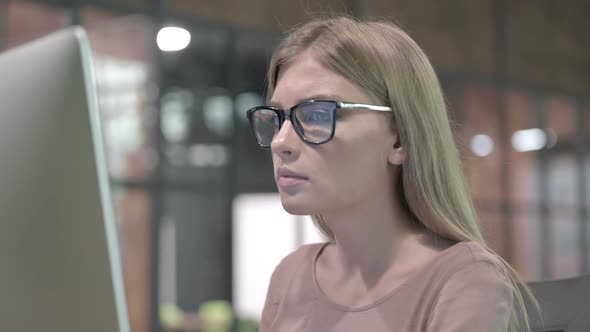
427, 260, 514, 332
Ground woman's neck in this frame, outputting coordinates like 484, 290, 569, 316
320, 191, 423, 275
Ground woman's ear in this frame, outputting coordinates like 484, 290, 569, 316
388, 135, 405, 165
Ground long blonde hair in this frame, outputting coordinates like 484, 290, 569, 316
266, 16, 538, 332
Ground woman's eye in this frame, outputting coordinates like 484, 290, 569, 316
306, 110, 330, 122
314, 112, 328, 121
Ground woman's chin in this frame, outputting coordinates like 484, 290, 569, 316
279, 194, 317, 215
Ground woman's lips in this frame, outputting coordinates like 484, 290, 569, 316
276, 168, 308, 189
277, 175, 307, 188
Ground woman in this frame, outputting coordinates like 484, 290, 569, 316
246, 16, 535, 332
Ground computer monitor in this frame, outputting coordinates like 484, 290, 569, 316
0, 27, 130, 332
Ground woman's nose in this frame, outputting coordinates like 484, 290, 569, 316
270, 119, 301, 157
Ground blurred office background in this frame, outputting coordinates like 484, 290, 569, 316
1, 0, 588, 331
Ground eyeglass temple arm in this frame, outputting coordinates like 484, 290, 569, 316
337, 101, 392, 112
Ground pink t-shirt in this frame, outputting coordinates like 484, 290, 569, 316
260, 241, 513, 332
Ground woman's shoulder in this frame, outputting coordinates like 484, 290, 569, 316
269, 242, 326, 281
265, 242, 326, 300
435, 241, 511, 284
275, 242, 326, 272
448, 241, 506, 269
426, 242, 514, 330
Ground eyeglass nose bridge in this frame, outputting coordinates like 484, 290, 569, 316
277, 107, 294, 120
275, 107, 297, 128
271, 108, 302, 147
273, 106, 309, 145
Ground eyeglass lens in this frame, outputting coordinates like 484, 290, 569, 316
251, 101, 335, 146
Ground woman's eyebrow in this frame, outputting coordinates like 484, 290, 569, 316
267, 100, 283, 108
268, 94, 344, 108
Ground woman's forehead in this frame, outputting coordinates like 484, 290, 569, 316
272, 57, 374, 108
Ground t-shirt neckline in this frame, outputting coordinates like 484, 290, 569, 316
311, 241, 467, 312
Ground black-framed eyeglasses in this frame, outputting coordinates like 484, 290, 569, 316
246, 100, 392, 148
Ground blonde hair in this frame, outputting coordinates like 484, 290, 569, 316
266, 16, 538, 332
